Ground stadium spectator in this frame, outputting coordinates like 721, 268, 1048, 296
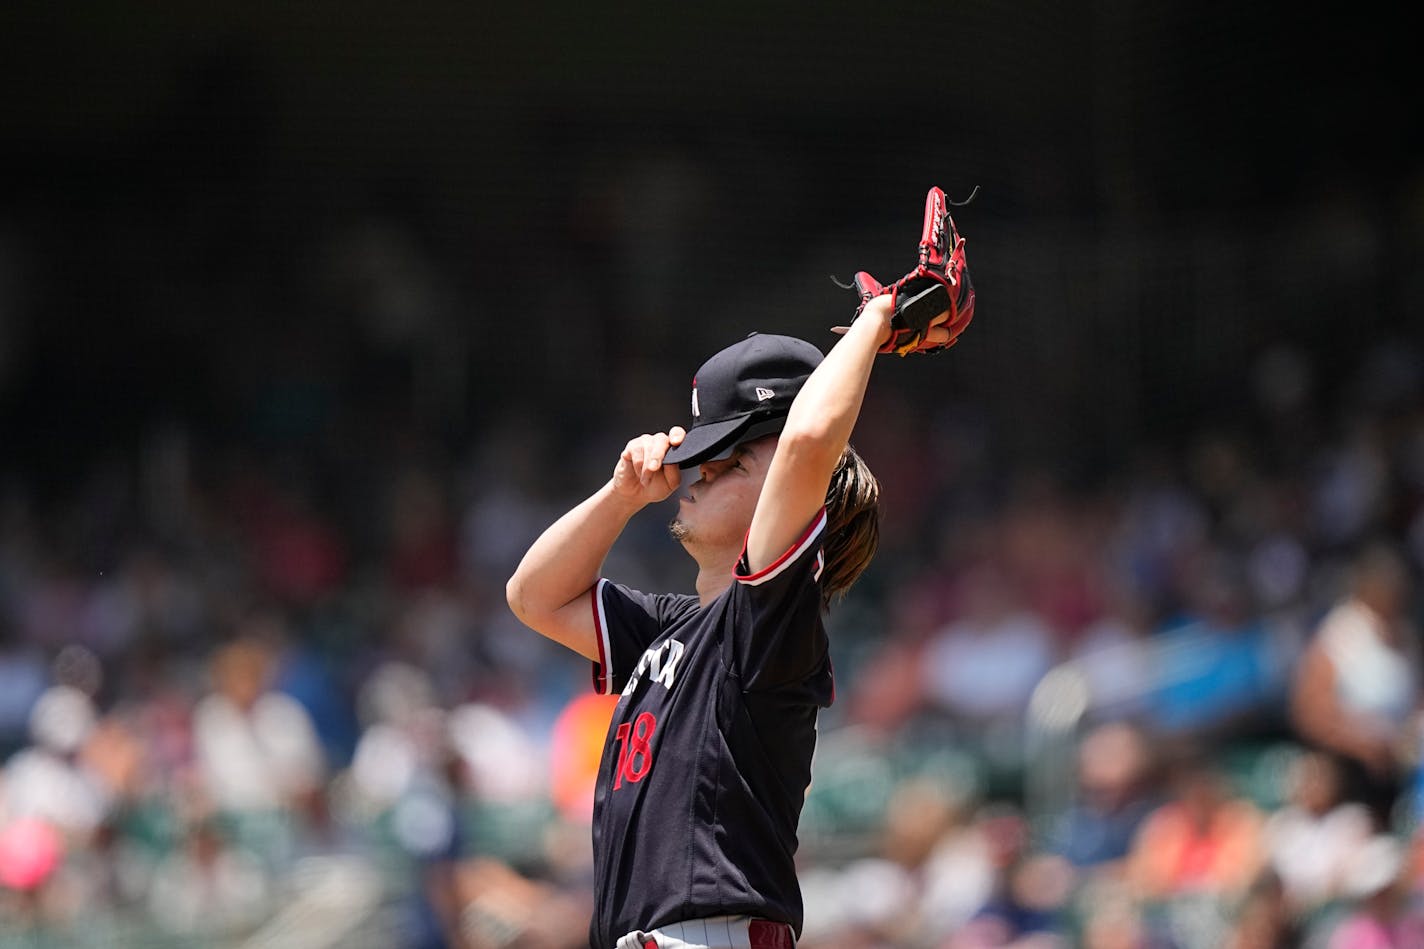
1045, 720, 1161, 874
1324, 834, 1424, 948
1290, 541, 1421, 829
145, 812, 272, 938
1124, 752, 1266, 903
948, 803, 1072, 949
799, 776, 986, 947
1262, 749, 1374, 915
191, 628, 326, 825
1221, 870, 1303, 949
920, 561, 1057, 732
1139, 551, 1295, 742
1, 684, 108, 842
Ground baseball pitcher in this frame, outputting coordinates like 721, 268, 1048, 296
507, 187, 976, 948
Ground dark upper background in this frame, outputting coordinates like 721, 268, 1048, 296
0, 1, 1419, 523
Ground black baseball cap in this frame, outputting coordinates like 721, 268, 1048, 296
662, 332, 824, 469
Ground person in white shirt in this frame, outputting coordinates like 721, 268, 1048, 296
192, 631, 325, 817
1290, 542, 1420, 828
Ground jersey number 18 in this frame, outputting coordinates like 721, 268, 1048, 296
612, 712, 658, 789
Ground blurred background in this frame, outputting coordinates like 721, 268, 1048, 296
1, 3, 1422, 947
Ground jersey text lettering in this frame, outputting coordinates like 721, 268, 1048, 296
621, 638, 686, 696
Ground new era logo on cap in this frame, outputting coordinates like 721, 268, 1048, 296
755, 387, 775, 401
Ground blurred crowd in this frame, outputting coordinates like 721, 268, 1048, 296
1, 309, 1423, 949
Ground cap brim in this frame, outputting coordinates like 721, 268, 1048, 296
662, 416, 754, 469
663, 413, 788, 469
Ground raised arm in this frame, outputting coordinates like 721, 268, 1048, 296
744, 295, 945, 572
506, 427, 685, 660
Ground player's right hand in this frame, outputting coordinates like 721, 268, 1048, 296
612, 427, 685, 504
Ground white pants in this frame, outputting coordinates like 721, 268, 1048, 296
614, 915, 795, 949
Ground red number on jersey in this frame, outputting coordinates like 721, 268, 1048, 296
612, 712, 657, 790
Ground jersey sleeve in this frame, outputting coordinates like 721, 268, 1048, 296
729, 508, 831, 691
590, 579, 699, 695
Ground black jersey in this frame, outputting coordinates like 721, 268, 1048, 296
587, 509, 834, 948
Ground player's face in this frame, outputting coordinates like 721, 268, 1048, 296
670, 435, 777, 551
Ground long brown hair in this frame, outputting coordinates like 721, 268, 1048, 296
820, 443, 881, 608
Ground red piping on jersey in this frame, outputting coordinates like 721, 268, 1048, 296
590, 579, 611, 694
735, 507, 828, 585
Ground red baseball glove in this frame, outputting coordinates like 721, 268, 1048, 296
843, 186, 976, 356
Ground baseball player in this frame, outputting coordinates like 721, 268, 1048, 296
506, 189, 975, 949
